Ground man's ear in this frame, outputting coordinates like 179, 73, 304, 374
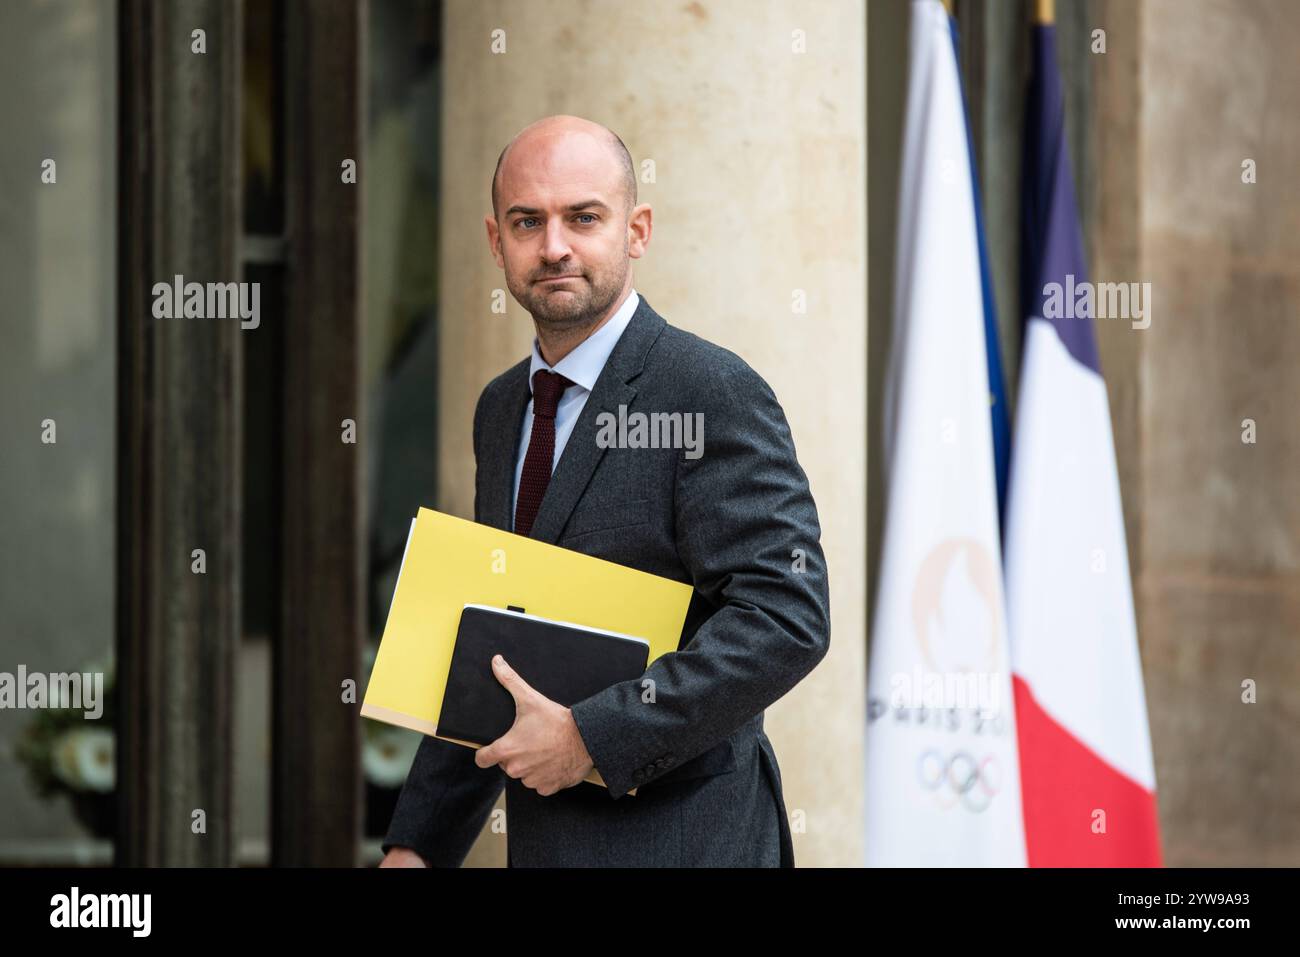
627, 203, 653, 260
485, 215, 505, 268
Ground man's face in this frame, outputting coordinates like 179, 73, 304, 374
488, 132, 633, 332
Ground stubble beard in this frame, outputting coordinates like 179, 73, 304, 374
518, 266, 626, 336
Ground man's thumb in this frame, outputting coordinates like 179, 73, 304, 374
492, 654, 534, 703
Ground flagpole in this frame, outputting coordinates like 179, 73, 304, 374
1033, 0, 1055, 24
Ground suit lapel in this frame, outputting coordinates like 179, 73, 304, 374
528, 296, 666, 544
478, 362, 530, 531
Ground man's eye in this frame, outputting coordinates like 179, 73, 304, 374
576, 214, 596, 224
518, 217, 538, 229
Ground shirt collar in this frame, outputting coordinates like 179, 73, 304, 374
527, 288, 640, 394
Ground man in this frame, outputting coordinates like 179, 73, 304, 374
380, 115, 830, 867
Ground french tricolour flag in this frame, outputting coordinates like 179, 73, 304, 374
1004, 18, 1163, 867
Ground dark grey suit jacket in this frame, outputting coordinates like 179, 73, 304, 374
383, 294, 830, 867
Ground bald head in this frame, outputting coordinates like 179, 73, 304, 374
485, 115, 652, 340
491, 115, 637, 221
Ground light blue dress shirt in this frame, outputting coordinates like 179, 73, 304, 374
511, 289, 640, 529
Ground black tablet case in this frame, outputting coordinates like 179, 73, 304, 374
436, 605, 651, 746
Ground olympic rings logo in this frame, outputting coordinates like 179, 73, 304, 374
916, 750, 1001, 813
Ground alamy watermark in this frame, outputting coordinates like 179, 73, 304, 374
887, 667, 1003, 719
595, 404, 704, 459
1043, 273, 1152, 330
50, 887, 151, 937
0, 666, 104, 719
151, 273, 260, 330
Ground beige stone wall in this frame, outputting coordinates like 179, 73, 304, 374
438, 0, 867, 867
1093, 0, 1300, 866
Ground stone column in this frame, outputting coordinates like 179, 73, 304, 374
1093, 0, 1300, 866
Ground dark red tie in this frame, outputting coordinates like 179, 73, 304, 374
514, 369, 574, 536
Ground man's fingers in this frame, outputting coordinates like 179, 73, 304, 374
477, 733, 520, 773
475, 741, 500, 768
491, 654, 537, 705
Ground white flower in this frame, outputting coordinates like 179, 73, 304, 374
50, 728, 115, 793
362, 725, 420, 789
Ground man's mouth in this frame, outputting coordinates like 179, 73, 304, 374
536, 275, 582, 284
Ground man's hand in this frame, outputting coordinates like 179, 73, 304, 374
378, 846, 429, 867
475, 654, 595, 796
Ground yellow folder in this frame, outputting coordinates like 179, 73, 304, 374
361, 507, 694, 789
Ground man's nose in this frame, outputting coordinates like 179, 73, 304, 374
541, 217, 573, 263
